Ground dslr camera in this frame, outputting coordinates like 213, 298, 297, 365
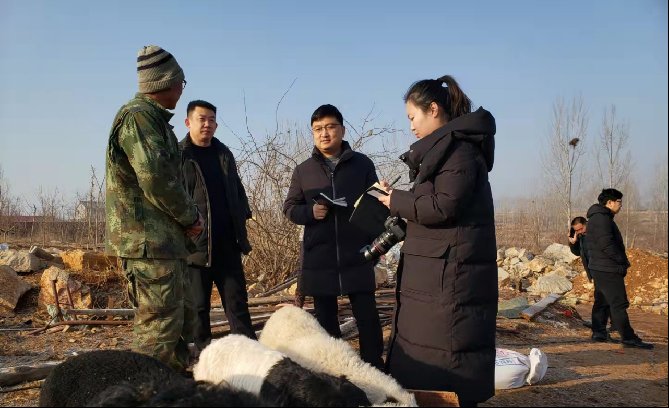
361, 216, 407, 261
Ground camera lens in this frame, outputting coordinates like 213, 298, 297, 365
360, 216, 407, 261
363, 231, 398, 260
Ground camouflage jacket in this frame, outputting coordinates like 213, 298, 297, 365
105, 93, 198, 259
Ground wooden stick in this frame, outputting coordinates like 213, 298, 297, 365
62, 308, 133, 317
0, 362, 61, 387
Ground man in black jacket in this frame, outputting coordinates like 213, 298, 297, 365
569, 216, 614, 341
283, 104, 384, 369
586, 189, 652, 349
180, 100, 256, 349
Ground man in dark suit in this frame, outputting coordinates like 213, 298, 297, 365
586, 189, 653, 349
568, 216, 616, 342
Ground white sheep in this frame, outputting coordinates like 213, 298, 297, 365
259, 305, 417, 406
193, 334, 370, 407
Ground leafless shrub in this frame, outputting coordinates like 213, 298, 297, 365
649, 156, 668, 252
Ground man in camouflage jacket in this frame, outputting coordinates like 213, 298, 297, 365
105, 45, 203, 371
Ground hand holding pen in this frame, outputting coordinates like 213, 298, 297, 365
377, 175, 401, 208
379, 175, 401, 191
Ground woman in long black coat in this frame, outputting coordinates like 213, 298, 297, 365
378, 75, 498, 406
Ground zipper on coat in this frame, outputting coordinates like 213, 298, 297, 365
331, 170, 343, 295
192, 160, 213, 268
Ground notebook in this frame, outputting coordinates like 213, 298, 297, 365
313, 192, 348, 208
349, 183, 391, 236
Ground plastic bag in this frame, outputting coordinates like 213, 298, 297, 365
495, 348, 548, 389
527, 348, 548, 385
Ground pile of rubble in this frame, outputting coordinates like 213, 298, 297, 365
496, 244, 668, 316
0, 246, 115, 318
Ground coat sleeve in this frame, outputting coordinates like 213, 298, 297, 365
390, 153, 478, 226
569, 240, 581, 256
119, 112, 198, 228
589, 215, 628, 265
573, 236, 593, 280
283, 166, 316, 225
228, 153, 252, 219
366, 160, 379, 187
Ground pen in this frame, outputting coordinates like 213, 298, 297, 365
389, 175, 401, 188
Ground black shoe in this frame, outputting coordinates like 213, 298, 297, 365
591, 333, 608, 342
622, 337, 654, 349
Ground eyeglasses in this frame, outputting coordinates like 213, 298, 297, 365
312, 123, 341, 134
182, 79, 187, 90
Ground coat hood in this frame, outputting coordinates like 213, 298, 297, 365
587, 203, 613, 218
400, 107, 496, 184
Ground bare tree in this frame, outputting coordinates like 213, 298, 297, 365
86, 166, 105, 249
344, 105, 407, 186
541, 96, 589, 228
650, 155, 668, 252
619, 176, 641, 248
36, 186, 66, 246
0, 165, 23, 240
596, 105, 632, 188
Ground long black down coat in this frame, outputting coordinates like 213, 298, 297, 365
585, 203, 630, 274
385, 108, 498, 402
283, 141, 379, 296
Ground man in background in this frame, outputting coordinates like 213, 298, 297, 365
180, 100, 256, 349
586, 189, 652, 349
569, 216, 614, 342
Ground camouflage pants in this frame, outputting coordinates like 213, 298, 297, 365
123, 258, 196, 371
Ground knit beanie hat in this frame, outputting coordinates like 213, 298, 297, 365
137, 45, 185, 93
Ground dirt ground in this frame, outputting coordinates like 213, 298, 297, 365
1, 249, 667, 407
483, 304, 667, 407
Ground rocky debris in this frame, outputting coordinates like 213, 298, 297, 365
375, 265, 390, 287
38, 266, 92, 312
541, 243, 579, 264
498, 245, 669, 316
498, 296, 529, 319
0, 249, 41, 273
498, 267, 510, 285
29, 245, 55, 261
0, 265, 32, 316
60, 250, 116, 272
527, 274, 572, 296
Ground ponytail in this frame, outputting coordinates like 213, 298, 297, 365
404, 75, 472, 121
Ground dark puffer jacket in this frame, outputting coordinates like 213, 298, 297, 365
385, 108, 498, 403
586, 204, 630, 275
180, 135, 252, 267
283, 141, 379, 296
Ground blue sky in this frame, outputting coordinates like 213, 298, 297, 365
0, 0, 667, 206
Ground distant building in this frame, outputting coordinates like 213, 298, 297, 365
75, 200, 105, 221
